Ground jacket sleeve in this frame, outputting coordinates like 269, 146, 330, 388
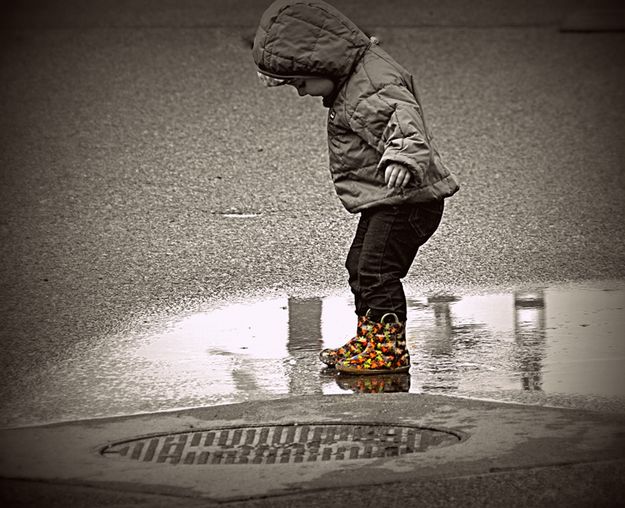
346, 83, 431, 183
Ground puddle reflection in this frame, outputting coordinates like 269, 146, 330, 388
8, 282, 620, 427
136, 283, 625, 402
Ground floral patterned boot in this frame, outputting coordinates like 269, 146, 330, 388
319, 314, 369, 367
335, 313, 410, 375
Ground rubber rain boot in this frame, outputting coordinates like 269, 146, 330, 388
335, 313, 410, 375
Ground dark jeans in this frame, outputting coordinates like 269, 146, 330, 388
346, 200, 444, 322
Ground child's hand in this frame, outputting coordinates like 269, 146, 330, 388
384, 163, 412, 188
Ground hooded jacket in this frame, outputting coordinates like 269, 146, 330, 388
253, 0, 459, 213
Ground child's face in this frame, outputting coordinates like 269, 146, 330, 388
288, 77, 335, 98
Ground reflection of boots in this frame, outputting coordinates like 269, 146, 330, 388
335, 313, 410, 375
336, 373, 410, 393
319, 314, 369, 367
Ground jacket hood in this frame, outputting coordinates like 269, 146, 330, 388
253, 0, 370, 82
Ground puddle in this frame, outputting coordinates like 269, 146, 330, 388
131, 284, 624, 400
2, 281, 624, 426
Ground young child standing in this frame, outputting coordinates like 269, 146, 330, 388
253, 0, 459, 375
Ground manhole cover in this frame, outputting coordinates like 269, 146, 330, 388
101, 423, 463, 465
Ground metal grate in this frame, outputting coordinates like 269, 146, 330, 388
101, 423, 461, 465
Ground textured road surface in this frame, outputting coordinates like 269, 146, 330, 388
0, 0, 624, 424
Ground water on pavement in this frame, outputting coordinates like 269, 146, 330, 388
2, 281, 624, 427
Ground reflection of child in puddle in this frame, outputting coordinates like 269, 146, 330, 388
335, 374, 411, 393
253, 1, 458, 375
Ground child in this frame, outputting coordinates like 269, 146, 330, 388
253, 0, 459, 375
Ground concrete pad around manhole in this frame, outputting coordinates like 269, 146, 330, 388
0, 394, 624, 502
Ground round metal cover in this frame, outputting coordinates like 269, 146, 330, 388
100, 423, 462, 465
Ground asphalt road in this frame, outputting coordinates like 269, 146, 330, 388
0, 0, 624, 425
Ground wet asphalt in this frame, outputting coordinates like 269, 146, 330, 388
0, 0, 624, 505
1, 281, 623, 427
1, 0, 624, 417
